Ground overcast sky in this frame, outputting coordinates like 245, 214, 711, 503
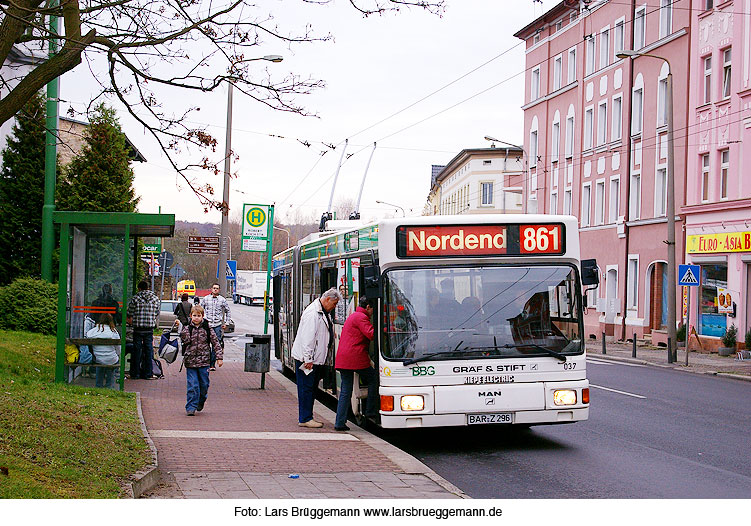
62, 0, 558, 225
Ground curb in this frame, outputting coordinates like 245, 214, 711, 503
128, 392, 161, 499
268, 366, 470, 499
588, 352, 751, 382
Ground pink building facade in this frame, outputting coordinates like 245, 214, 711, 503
684, 1, 751, 346
516, 0, 690, 343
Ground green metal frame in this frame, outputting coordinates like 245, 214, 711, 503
53, 211, 175, 390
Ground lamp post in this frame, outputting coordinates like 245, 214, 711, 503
274, 226, 291, 249
219, 54, 283, 297
484, 136, 527, 213
375, 200, 406, 217
617, 50, 677, 363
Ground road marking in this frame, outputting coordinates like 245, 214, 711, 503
589, 384, 646, 399
149, 430, 358, 441
587, 358, 645, 367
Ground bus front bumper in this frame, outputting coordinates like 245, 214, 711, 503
379, 407, 589, 429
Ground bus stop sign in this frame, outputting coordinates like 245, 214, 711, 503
678, 264, 700, 287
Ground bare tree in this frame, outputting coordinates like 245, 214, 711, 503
0, 0, 445, 209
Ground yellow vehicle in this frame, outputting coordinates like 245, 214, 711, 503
176, 280, 196, 298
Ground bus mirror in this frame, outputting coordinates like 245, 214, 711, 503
581, 259, 600, 286
363, 265, 381, 299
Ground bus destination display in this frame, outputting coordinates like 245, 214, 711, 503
397, 223, 565, 258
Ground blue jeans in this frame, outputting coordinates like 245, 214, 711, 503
186, 366, 210, 412
335, 367, 379, 428
295, 360, 321, 423
133, 331, 154, 379
95, 366, 117, 388
210, 325, 223, 367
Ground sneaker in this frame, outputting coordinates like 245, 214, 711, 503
186, 410, 195, 416
209, 367, 216, 372
196, 400, 205, 412
298, 420, 323, 428
334, 425, 350, 432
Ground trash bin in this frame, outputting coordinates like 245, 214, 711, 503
245, 334, 271, 373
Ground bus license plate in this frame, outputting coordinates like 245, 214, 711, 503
467, 413, 512, 425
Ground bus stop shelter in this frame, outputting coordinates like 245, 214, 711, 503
53, 211, 175, 390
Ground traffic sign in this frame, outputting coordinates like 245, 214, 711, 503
678, 264, 700, 287
188, 235, 219, 255
188, 246, 219, 255
241, 203, 271, 252
216, 259, 237, 281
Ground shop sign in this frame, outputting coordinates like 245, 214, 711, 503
717, 287, 734, 314
686, 231, 751, 254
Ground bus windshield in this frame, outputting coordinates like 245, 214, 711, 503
382, 265, 582, 361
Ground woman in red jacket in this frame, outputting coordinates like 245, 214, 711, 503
334, 297, 379, 431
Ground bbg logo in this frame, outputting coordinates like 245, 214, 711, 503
411, 366, 435, 376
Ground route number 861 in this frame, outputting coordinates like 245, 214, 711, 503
520, 225, 562, 254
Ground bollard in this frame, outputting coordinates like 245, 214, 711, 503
632, 333, 637, 358
602, 332, 606, 355
667, 337, 673, 364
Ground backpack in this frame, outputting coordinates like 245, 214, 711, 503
158, 329, 181, 364
185, 321, 213, 354
152, 357, 164, 378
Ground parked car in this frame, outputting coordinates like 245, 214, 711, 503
158, 300, 179, 330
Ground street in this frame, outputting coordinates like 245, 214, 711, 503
233, 301, 751, 498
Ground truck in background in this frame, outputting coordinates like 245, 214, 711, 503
234, 270, 267, 305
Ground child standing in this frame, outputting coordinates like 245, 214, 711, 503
180, 305, 223, 416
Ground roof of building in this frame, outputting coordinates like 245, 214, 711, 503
433, 146, 524, 187
59, 116, 147, 163
513, 0, 580, 40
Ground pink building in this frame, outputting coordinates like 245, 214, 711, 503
684, 1, 751, 348
515, 0, 690, 343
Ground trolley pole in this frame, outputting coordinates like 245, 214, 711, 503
263, 205, 274, 335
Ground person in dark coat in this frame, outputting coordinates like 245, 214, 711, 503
180, 305, 222, 416
334, 297, 378, 431
174, 293, 192, 332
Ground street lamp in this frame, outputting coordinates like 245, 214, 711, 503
215, 232, 232, 260
376, 200, 406, 217
484, 136, 528, 213
274, 226, 291, 249
617, 50, 677, 363
219, 54, 283, 297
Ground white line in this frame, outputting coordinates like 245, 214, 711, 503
589, 384, 646, 399
587, 358, 645, 367
149, 430, 358, 441
586, 358, 614, 365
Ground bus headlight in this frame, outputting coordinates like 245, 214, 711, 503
400, 395, 424, 411
553, 389, 577, 406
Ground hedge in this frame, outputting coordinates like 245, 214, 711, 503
0, 277, 58, 335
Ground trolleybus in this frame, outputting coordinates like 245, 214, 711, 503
272, 215, 598, 429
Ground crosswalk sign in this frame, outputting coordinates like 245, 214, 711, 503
216, 259, 237, 281
678, 264, 700, 287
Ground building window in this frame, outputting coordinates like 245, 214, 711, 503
530, 129, 538, 168
568, 47, 577, 83
722, 48, 731, 99
600, 28, 610, 69
655, 168, 667, 216
720, 149, 729, 200
570, 11, 578, 23
564, 187, 572, 215
614, 19, 625, 58
609, 177, 620, 223
701, 154, 710, 202
700, 264, 728, 336
595, 179, 605, 225
481, 182, 494, 205
705, 0, 713, 9
554, 55, 562, 90
657, 77, 668, 127
659, 0, 672, 38
565, 115, 574, 158
584, 107, 594, 150
550, 191, 558, 214
586, 34, 596, 75
634, 6, 646, 50
632, 87, 643, 135
552, 121, 560, 162
581, 183, 591, 227
612, 95, 623, 140
703, 56, 712, 105
531, 67, 540, 101
555, 20, 563, 32
627, 256, 639, 310
630, 173, 641, 219
533, 32, 540, 45
597, 101, 608, 146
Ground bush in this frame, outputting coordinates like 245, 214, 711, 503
677, 323, 686, 343
721, 324, 737, 349
745, 328, 751, 351
0, 277, 57, 335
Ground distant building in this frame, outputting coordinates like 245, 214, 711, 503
57, 116, 146, 165
0, 44, 44, 157
425, 148, 524, 216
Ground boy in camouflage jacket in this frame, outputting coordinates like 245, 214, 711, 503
180, 305, 223, 415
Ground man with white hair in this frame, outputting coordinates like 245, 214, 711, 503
291, 287, 342, 428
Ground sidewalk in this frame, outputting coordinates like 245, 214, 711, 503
585, 338, 751, 381
126, 339, 466, 499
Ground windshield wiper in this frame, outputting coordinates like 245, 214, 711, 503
500, 343, 568, 362
403, 341, 464, 366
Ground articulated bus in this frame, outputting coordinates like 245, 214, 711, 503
272, 215, 599, 429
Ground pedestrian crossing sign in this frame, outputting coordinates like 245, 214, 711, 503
678, 264, 700, 287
